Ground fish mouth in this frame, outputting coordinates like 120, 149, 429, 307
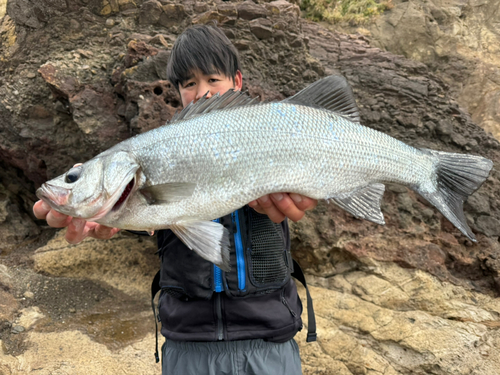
112, 178, 135, 212
36, 184, 71, 211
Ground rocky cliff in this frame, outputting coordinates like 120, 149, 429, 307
0, 0, 499, 374
341, 0, 500, 141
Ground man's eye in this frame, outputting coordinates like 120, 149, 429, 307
184, 82, 195, 88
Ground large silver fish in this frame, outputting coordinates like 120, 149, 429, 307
37, 75, 493, 271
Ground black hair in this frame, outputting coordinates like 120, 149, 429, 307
166, 25, 241, 91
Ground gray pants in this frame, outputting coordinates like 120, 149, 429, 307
162, 338, 302, 375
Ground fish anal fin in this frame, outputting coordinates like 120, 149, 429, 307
170, 221, 231, 271
140, 182, 196, 204
283, 75, 360, 123
330, 183, 386, 225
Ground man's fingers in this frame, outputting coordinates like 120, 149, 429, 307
248, 200, 266, 215
289, 194, 318, 212
65, 220, 119, 244
65, 218, 90, 244
46, 209, 72, 228
270, 193, 304, 222
92, 225, 120, 240
256, 195, 286, 223
33, 200, 51, 219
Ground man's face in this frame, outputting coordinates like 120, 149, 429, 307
178, 69, 243, 107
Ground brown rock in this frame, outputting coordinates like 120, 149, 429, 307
193, 2, 209, 13
465, 193, 491, 215
0, 184, 39, 255
69, 86, 128, 147
38, 63, 81, 99
139, 0, 162, 25
0, 331, 159, 374
217, 3, 237, 18
0, 289, 18, 321
297, 260, 500, 375
6, 0, 43, 28
192, 11, 227, 25
249, 18, 273, 39
149, 34, 171, 48
159, 4, 186, 28
125, 79, 179, 133
476, 216, 500, 237
266, 0, 300, 18
237, 0, 268, 20
33, 230, 159, 296
124, 40, 159, 68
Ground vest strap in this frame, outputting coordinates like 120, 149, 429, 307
151, 270, 161, 363
291, 259, 317, 342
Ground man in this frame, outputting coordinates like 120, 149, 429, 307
34, 25, 317, 374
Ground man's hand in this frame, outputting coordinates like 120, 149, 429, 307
248, 193, 318, 223
33, 200, 120, 244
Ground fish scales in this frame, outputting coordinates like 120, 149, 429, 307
37, 75, 493, 270
103, 102, 431, 228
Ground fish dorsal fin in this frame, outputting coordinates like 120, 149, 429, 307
330, 183, 386, 224
170, 90, 261, 123
283, 75, 361, 123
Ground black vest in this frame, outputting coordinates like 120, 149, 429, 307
156, 206, 303, 343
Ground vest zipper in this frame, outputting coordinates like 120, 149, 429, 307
281, 291, 297, 317
212, 218, 224, 340
213, 219, 224, 292
231, 210, 246, 291
215, 292, 224, 340
213, 265, 223, 292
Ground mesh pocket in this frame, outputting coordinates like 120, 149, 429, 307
163, 288, 186, 299
250, 210, 289, 286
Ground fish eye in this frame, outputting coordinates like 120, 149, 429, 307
65, 167, 82, 183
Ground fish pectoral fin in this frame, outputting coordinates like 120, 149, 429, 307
330, 183, 386, 225
282, 74, 361, 123
139, 182, 197, 204
170, 221, 231, 272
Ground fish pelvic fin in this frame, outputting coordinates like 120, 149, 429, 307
418, 149, 493, 242
170, 221, 231, 271
282, 74, 361, 123
330, 183, 386, 225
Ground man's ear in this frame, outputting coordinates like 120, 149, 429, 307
234, 70, 243, 91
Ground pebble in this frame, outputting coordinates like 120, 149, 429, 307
11, 325, 25, 334
23, 291, 34, 299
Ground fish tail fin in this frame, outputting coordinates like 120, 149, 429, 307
418, 149, 493, 241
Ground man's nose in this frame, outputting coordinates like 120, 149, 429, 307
195, 84, 211, 101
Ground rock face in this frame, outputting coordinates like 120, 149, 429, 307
296, 258, 500, 375
348, 0, 500, 140
0, 0, 499, 374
